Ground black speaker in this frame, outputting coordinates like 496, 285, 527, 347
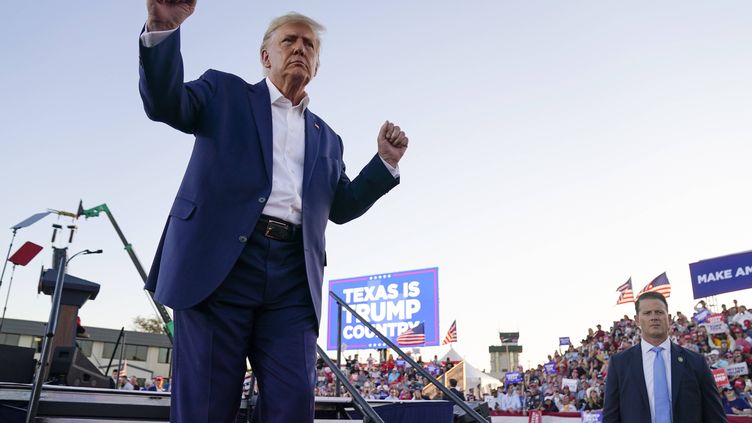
454, 401, 490, 423
50, 346, 110, 387
0, 344, 36, 383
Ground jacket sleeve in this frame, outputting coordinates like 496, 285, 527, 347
138, 27, 217, 134
328, 149, 400, 225
696, 356, 727, 422
602, 355, 621, 423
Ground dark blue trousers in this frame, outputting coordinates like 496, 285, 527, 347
171, 228, 318, 423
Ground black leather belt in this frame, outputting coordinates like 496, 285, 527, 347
255, 215, 302, 242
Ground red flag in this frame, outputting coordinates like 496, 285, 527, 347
8, 242, 43, 266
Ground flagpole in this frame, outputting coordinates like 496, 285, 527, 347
0, 229, 18, 312
0, 264, 18, 333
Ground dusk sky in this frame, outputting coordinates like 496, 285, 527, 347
1, 1, 751, 372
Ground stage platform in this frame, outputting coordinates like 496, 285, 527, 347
0, 383, 455, 423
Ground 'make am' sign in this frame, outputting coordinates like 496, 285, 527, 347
689, 251, 752, 299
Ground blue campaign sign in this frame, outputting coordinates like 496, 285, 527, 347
580, 411, 603, 423
504, 372, 522, 384
693, 309, 710, 324
559, 337, 571, 346
544, 362, 556, 375
327, 267, 439, 350
689, 251, 752, 299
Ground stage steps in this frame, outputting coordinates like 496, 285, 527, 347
0, 383, 455, 423
36, 420, 364, 422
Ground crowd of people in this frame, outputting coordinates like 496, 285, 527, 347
111, 298, 752, 416
314, 352, 452, 401
303, 298, 752, 417
111, 371, 170, 392
492, 298, 752, 415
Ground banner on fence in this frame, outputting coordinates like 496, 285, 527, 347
581, 411, 603, 423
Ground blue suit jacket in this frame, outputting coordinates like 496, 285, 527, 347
138, 29, 399, 323
602, 342, 725, 423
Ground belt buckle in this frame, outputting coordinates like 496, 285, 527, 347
264, 219, 288, 241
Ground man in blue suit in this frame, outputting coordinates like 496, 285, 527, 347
139, 2, 408, 422
603, 291, 725, 423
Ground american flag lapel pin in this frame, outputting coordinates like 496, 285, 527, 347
314, 122, 320, 130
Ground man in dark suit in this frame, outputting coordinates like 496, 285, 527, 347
139, 2, 408, 422
603, 291, 725, 423
446, 378, 466, 401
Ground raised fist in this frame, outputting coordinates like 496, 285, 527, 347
146, 0, 197, 32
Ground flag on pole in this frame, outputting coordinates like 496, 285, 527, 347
442, 320, 457, 345
616, 277, 635, 304
8, 242, 43, 266
639, 272, 671, 298
397, 322, 426, 346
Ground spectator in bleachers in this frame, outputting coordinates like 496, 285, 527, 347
500, 385, 521, 411
722, 386, 752, 416
582, 387, 603, 411
384, 387, 400, 401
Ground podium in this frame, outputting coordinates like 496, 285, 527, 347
39, 268, 108, 386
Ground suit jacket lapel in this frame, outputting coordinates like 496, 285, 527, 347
631, 344, 651, 410
302, 109, 321, 200
248, 80, 273, 185
670, 343, 684, 406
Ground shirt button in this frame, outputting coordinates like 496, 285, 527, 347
258, 197, 266, 203
238, 236, 248, 243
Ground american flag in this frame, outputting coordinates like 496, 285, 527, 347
616, 277, 635, 304
397, 322, 426, 346
639, 272, 671, 298
442, 320, 457, 345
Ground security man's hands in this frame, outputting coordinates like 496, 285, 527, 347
377, 121, 408, 168
146, 0, 197, 32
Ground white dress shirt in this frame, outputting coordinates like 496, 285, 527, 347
140, 25, 399, 225
640, 337, 672, 423
262, 78, 307, 223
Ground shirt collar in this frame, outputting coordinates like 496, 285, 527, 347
265, 77, 310, 109
640, 337, 672, 355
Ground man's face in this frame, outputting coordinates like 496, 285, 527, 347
636, 298, 670, 343
262, 22, 319, 88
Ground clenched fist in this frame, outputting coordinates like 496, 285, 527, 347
147, 0, 197, 32
377, 120, 408, 168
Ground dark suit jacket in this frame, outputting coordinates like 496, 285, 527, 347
138, 28, 398, 323
602, 342, 725, 423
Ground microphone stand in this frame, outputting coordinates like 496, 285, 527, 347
25, 248, 101, 423
25, 254, 66, 423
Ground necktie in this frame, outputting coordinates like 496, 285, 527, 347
652, 346, 671, 423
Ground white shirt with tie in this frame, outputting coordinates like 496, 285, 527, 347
640, 337, 672, 423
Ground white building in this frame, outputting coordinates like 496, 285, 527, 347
0, 318, 171, 386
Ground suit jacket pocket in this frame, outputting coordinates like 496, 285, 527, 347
169, 197, 197, 220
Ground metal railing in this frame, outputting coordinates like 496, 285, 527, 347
330, 291, 490, 423
316, 346, 384, 423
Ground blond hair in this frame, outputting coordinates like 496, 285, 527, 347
260, 12, 325, 76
